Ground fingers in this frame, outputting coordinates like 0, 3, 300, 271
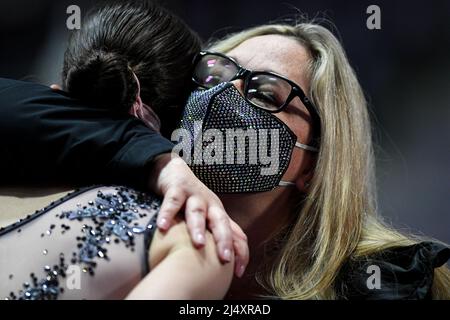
232, 235, 249, 278
149, 156, 240, 268
157, 187, 185, 231
230, 219, 248, 243
230, 220, 249, 278
185, 196, 207, 247
207, 205, 233, 263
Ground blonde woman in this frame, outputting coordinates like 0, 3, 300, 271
176, 21, 450, 299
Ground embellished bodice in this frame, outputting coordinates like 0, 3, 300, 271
0, 186, 160, 300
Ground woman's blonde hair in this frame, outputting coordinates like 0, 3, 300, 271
208, 22, 450, 299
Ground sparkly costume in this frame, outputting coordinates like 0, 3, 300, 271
1, 185, 449, 300
0, 186, 160, 300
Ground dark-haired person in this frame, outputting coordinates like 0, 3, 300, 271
0, 1, 249, 299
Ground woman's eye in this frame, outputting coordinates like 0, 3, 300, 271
250, 90, 278, 107
203, 74, 223, 85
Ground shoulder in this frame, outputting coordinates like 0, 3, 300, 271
0, 77, 76, 125
336, 241, 450, 300
149, 218, 227, 269
148, 219, 192, 268
0, 77, 33, 90
0, 77, 95, 112
127, 218, 234, 299
0, 77, 60, 98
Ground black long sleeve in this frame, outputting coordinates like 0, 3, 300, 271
0, 78, 174, 188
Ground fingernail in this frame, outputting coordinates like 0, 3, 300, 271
158, 218, 169, 229
195, 232, 205, 245
223, 248, 232, 262
237, 264, 245, 278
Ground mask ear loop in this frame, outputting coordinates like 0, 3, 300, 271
296, 141, 319, 152
279, 181, 296, 187
278, 141, 319, 187
128, 70, 161, 132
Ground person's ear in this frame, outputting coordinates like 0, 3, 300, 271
295, 152, 316, 193
50, 84, 63, 91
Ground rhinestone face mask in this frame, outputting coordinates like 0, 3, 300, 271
177, 82, 318, 193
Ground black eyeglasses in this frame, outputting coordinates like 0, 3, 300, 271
192, 51, 321, 137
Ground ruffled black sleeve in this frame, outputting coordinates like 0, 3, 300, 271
336, 241, 450, 300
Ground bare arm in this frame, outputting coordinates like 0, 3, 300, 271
126, 219, 234, 300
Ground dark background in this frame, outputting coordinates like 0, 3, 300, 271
0, 0, 449, 243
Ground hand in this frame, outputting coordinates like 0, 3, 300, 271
50, 84, 62, 90
149, 153, 249, 278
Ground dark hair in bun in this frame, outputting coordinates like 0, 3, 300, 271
64, 50, 137, 112
62, 0, 201, 133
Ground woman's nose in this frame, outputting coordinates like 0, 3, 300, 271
230, 79, 245, 96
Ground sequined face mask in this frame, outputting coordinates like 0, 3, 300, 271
175, 82, 319, 193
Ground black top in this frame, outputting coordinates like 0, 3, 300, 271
336, 241, 450, 299
0, 78, 174, 188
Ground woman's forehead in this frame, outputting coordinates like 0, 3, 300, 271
227, 34, 310, 88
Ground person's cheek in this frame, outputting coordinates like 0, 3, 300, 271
276, 116, 312, 183
280, 147, 303, 182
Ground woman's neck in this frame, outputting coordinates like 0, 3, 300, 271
221, 187, 297, 248
220, 186, 300, 298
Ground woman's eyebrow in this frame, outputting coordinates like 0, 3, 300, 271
229, 55, 278, 74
